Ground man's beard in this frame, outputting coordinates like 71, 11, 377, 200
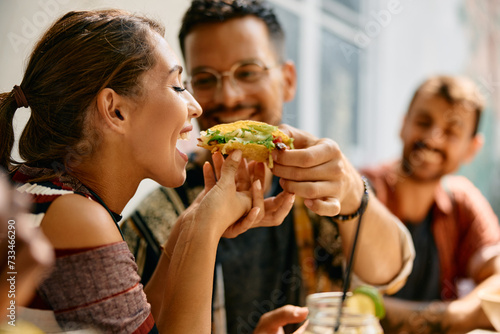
401, 141, 446, 182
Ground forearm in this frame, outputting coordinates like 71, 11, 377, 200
338, 194, 403, 285
382, 276, 499, 334
144, 202, 204, 318
144, 211, 219, 333
144, 253, 170, 321
381, 297, 454, 334
447, 274, 500, 332
149, 214, 220, 334
144, 216, 183, 320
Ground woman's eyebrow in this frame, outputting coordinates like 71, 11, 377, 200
159, 65, 183, 84
168, 65, 183, 75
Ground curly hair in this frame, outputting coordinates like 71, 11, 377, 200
179, 0, 285, 62
407, 75, 485, 136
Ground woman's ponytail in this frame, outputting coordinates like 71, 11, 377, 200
0, 91, 20, 171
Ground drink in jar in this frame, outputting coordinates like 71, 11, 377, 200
303, 292, 383, 334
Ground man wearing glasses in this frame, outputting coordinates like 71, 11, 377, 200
186, 59, 281, 109
122, 1, 414, 333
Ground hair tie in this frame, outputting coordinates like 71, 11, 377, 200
12, 85, 29, 108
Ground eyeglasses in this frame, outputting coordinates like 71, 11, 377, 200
185, 60, 280, 102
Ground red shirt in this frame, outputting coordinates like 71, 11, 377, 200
361, 161, 500, 300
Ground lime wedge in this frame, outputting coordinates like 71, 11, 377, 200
345, 285, 385, 319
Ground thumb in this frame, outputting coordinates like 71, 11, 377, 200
218, 150, 242, 187
278, 124, 318, 149
304, 197, 341, 217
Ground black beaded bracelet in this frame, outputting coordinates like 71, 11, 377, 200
332, 176, 370, 221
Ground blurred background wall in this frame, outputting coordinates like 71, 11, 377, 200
1, 0, 499, 218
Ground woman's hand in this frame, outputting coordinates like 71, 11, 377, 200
235, 159, 296, 229
175, 150, 294, 241
191, 150, 258, 238
208, 151, 295, 238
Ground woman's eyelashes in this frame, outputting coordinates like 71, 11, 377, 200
171, 86, 186, 93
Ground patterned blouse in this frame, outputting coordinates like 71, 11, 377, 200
12, 164, 157, 334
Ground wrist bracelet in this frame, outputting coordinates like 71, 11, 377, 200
332, 176, 370, 221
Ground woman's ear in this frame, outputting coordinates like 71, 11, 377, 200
114, 110, 124, 120
281, 60, 297, 103
96, 88, 127, 133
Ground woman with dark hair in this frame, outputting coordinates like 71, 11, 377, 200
0, 9, 297, 333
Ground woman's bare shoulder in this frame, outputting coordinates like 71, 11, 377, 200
41, 194, 123, 249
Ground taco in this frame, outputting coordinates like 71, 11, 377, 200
197, 120, 294, 168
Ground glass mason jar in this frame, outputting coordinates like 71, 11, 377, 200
304, 292, 383, 334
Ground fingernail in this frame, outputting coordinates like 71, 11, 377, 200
294, 306, 308, 316
290, 194, 296, 204
293, 307, 300, 316
232, 150, 242, 162
304, 198, 312, 207
254, 207, 261, 217
255, 179, 262, 190
279, 178, 285, 187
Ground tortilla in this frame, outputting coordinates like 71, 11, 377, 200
198, 120, 293, 167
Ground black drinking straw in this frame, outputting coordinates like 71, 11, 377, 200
334, 190, 367, 332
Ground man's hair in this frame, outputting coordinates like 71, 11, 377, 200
407, 75, 486, 136
179, 0, 285, 62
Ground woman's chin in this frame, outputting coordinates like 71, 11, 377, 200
160, 169, 186, 188
152, 157, 188, 188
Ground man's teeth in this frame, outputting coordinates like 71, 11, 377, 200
420, 148, 442, 163
178, 132, 191, 140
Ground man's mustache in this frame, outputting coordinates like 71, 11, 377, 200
413, 141, 445, 157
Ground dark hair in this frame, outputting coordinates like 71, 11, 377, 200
407, 75, 485, 136
0, 9, 164, 174
179, 0, 285, 62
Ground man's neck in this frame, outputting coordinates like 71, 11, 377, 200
394, 166, 441, 224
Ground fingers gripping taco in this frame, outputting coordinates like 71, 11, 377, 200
198, 120, 294, 168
